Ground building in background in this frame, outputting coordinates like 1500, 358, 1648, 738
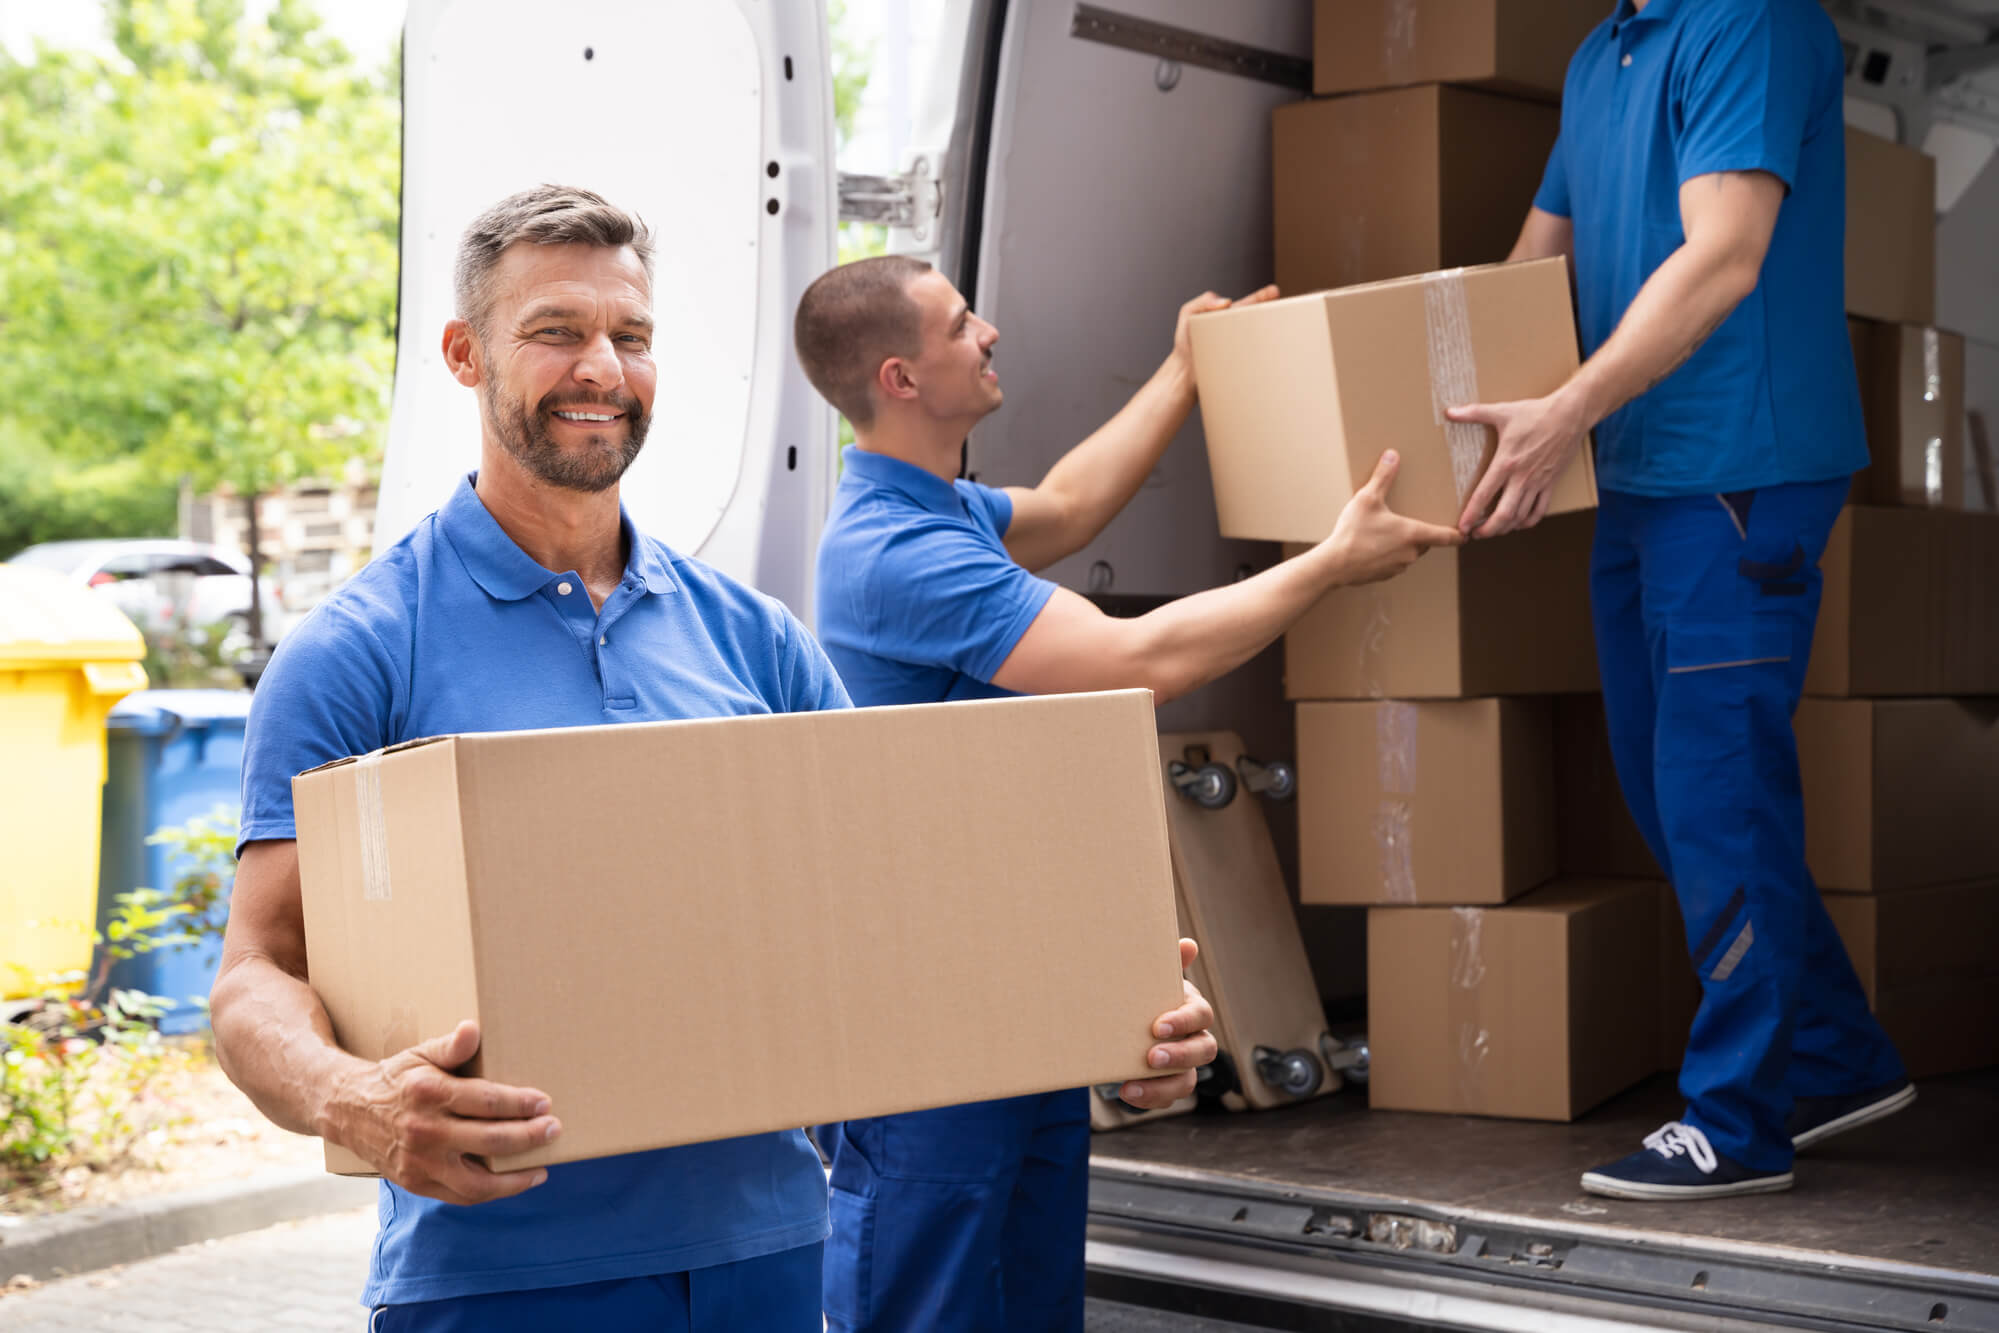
183, 461, 379, 631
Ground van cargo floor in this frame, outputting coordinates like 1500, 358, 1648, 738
1089, 1068, 1999, 1313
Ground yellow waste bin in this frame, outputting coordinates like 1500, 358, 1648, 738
0, 565, 149, 999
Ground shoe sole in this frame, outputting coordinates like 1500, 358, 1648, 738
1578, 1170, 1795, 1201
1791, 1083, 1917, 1151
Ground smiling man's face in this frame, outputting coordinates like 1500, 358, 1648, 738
476, 241, 657, 493
902, 269, 1002, 425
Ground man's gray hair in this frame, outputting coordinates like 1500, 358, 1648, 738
454, 184, 655, 336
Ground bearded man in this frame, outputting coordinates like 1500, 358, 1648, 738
209, 185, 1215, 1332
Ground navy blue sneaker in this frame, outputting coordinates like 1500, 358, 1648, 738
1580, 1122, 1794, 1200
1788, 1078, 1916, 1151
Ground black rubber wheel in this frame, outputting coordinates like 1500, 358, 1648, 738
1258, 1046, 1323, 1098
1196, 1048, 1241, 1102
1183, 762, 1236, 809
1256, 760, 1296, 802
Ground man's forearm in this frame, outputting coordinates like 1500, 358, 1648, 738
1554, 238, 1759, 430
211, 957, 373, 1140
1129, 539, 1346, 702
1022, 356, 1196, 566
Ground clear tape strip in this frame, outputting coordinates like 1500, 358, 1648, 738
1449, 907, 1490, 1110
1923, 327, 1941, 405
1377, 701, 1419, 794
355, 755, 392, 903
1926, 437, 1945, 507
1374, 702, 1420, 903
1424, 269, 1485, 505
1358, 591, 1393, 700
1384, 0, 1417, 70
1374, 799, 1416, 904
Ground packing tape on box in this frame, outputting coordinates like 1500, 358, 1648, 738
354, 755, 393, 903
1358, 591, 1393, 699
1374, 703, 1420, 902
1383, 0, 1417, 72
1423, 269, 1486, 507
1924, 329, 1944, 506
1449, 907, 1491, 1109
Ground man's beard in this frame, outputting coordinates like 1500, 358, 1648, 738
486, 383, 649, 494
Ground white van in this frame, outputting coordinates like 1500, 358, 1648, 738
381, 3, 1999, 1327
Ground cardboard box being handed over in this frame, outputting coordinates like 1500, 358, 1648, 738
1190, 257, 1597, 541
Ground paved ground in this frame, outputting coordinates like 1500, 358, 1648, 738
0, 1208, 375, 1332
0, 1209, 1267, 1331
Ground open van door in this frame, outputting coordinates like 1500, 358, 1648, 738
377, 0, 838, 623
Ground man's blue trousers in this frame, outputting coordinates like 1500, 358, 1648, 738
1591, 480, 1905, 1171
821, 1088, 1090, 1332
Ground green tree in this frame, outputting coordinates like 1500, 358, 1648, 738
0, 0, 399, 639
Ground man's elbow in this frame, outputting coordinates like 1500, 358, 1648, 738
1717, 252, 1763, 307
1113, 625, 1200, 704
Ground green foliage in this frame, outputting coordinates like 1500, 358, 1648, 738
0, 437, 179, 557
0, 0, 399, 505
828, 0, 869, 147
140, 608, 252, 690
0, 813, 237, 1188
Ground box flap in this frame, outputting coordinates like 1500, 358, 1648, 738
298, 733, 455, 778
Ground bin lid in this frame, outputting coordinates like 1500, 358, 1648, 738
0, 564, 148, 670
109, 688, 254, 734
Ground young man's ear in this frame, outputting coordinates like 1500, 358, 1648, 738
442, 320, 483, 388
876, 356, 919, 406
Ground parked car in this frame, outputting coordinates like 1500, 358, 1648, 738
5, 538, 280, 655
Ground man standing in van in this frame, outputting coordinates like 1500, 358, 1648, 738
1445, 0, 1911, 1200
795, 258, 1462, 1330
210, 185, 1216, 1331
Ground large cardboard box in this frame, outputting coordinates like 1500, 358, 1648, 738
1282, 512, 1597, 700
1796, 697, 1999, 893
1552, 694, 1664, 881
1311, 0, 1602, 101
1848, 318, 1966, 509
1845, 127, 1936, 327
1808, 507, 1999, 697
1366, 879, 1662, 1120
1191, 259, 1597, 539
1297, 698, 1557, 906
1273, 85, 1559, 296
1824, 881, 1999, 1078
294, 692, 1185, 1174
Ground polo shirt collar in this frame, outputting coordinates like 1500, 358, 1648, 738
1614, 0, 1678, 29
440, 472, 676, 602
841, 445, 966, 520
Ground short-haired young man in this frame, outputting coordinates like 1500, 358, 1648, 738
211, 187, 1214, 1331
797, 257, 1462, 1331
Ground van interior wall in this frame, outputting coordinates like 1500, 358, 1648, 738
1936, 148, 1999, 510
962, 1, 1366, 1004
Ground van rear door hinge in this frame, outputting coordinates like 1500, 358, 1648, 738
837, 154, 942, 244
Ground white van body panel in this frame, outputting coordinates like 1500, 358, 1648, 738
382, 0, 835, 622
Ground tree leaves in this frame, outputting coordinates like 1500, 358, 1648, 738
0, 0, 397, 505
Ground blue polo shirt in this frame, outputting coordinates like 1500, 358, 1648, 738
815, 446, 1057, 708
1534, 0, 1866, 495
238, 473, 846, 1307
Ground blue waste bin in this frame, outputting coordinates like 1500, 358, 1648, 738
96, 689, 252, 1034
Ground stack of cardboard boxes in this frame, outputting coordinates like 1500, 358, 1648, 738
1187, 9, 1998, 1124
1791, 125, 1998, 1079
1192, 0, 1666, 1124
